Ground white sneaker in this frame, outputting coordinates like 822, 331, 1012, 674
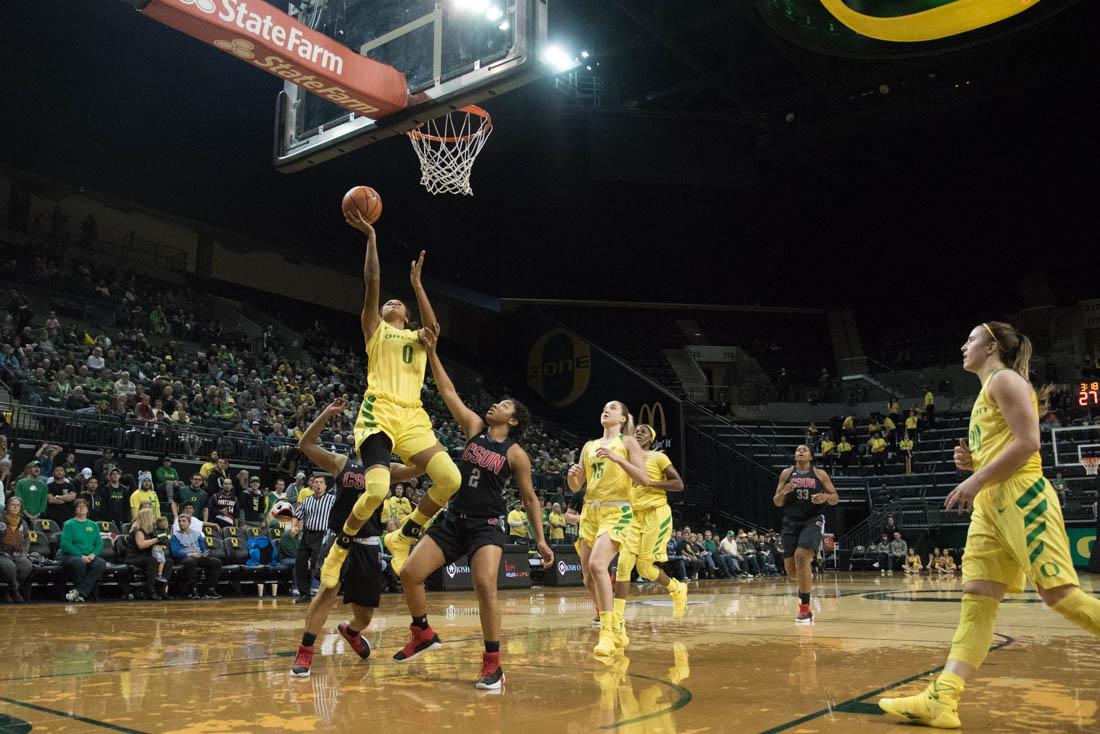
66, 589, 80, 602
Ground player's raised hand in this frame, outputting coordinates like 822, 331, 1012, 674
323, 397, 346, 416
953, 439, 973, 472
418, 322, 440, 352
345, 209, 376, 239
410, 250, 426, 290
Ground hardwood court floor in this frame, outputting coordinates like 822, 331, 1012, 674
1, 574, 1097, 733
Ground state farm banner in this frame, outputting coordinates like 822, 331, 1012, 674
137, 0, 407, 118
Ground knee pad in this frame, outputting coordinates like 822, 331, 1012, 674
616, 549, 638, 580
425, 452, 462, 505
350, 467, 390, 522
635, 559, 661, 582
1052, 589, 1100, 637
947, 593, 999, 669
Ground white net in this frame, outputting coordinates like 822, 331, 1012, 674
1084, 457, 1100, 476
406, 106, 493, 196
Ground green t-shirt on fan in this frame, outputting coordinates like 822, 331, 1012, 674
16, 477, 49, 516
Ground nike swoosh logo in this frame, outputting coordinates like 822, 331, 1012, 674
997, 507, 1006, 514
820, 0, 1042, 43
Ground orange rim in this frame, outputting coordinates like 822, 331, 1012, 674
408, 105, 492, 143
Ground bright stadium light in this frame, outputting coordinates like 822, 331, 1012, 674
498, 20, 510, 30
486, 5, 503, 21
539, 44, 579, 73
581, 50, 589, 58
452, 0, 470, 10
470, 0, 490, 12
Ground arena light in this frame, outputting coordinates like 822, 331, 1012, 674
452, 0, 470, 10
470, 0, 491, 13
539, 44, 579, 73
486, 6, 503, 21
498, 20, 510, 30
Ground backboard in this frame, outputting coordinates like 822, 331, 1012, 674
274, 0, 546, 171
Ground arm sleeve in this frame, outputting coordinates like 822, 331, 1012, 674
59, 522, 77, 556
654, 452, 672, 473
199, 534, 208, 553
170, 534, 184, 559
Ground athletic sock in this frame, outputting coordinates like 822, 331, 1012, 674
613, 598, 626, 616
933, 670, 966, 701
599, 610, 613, 630
1052, 589, 1100, 637
412, 615, 429, 630
485, 640, 500, 654
799, 592, 811, 605
302, 632, 317, 647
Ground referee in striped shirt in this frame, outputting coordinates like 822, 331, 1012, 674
294, 475, 335, 603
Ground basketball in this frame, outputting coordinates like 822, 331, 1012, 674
271, 500, 295, 521
341, 185, 382, 224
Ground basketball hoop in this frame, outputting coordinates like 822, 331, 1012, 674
1083, 457, 1100, 477
406, 106, 492, 196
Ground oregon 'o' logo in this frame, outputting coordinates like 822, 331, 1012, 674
820, 0, 1042, 43
1076, 534, 1095, 561
180, 0, 218, 14
527, 328, 591, 408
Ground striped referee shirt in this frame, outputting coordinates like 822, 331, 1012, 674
295, 492, 335, 532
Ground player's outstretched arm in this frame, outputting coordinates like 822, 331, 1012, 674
423, 331, 483, 440
347, 211, 380, 345
297, 398, 350, 476
511, 446, 554, 568
409, 250, 440, 336
650, 460, 685, 493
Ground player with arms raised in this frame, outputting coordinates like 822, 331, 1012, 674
390, 329, 553, 689
879, 322, 1100, 728
317, 212, 463, 589
774, 444, 838, 624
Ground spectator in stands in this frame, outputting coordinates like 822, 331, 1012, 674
176, 474, 209, 524
0, 496, 31, 602
60, 499, 105, 603
114, 371, 135, 397
198, 450, 219, 481
905, 410, 919, 440
694, 531, 720, 578
130, 472, 160, 520
875, 533, 892, 574
76, 473, 99, 518
45, 464, 77, 525
923, 387, 935, 427
547, 502, 566, 543
1052, 472, 1068, 506
870, 432, 888, 473
209, 477, 239, 528
240, 476, 266, 528
883, 515, 902, 539
819, 435, 836, 472
679, 532, 701, 580
887, 397, 900, 422
927, 547, 942, 574
702, 530, 733, 577
737, 531, 761, 576
92, 448, 117, 482
0, 457, 9, 513
289, 471, 309, 504
837, 436, 853, 474
172, 501, 203, 534
889, 532, 908, 573
755, 532, 780, 575
719, 531, 745, 577
15, 460, 47, 522
507, 501, 529, 543
899, 433, 914, 475
904, 548, 923, 575
206, 458, 230, 496
126, 507, 172, 599
170, 514, 222, 599
939, 549, 958, 576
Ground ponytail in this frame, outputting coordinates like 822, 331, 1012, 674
983, 321, 1054, 404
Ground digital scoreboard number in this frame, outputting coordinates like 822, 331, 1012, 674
1079, 382, 1100, 408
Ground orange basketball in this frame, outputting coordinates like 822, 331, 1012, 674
341, 186, 382, 224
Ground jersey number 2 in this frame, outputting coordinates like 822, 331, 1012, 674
468, 468, 480, 488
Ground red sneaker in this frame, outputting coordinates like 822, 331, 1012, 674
476, 652, 505, 690
289, 644, 314, 677
393, 625, 443, 663
609, 569, 617, 585
337, 622, 372, 659
796, 603, 813, 624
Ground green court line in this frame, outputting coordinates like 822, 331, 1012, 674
0, 696, 146, 734
757, 632, 1015, 734
0, 651, 294, 684
862, 589, 1100, 604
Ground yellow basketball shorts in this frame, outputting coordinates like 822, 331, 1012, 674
620, 504, 672, 563
578, 502, 633, 546
963, 473, 1079, 593
352, 395, 437, 464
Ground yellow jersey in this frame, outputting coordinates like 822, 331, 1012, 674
507, 509, 528, 537
967, 368, 1042, 476
582, 434, 632, 503
630, 450, 673, 512
906, 554, 922, 569
870, 437, 887, 453
365, 321, 427, 407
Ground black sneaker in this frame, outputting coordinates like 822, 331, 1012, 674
203, 590, 222, 600
295, 595, 313, 604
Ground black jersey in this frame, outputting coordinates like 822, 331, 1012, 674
782, 466, 825, 526
329, 458, 383, 538
449, 432, 516, 518
566, 488, 586, 514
